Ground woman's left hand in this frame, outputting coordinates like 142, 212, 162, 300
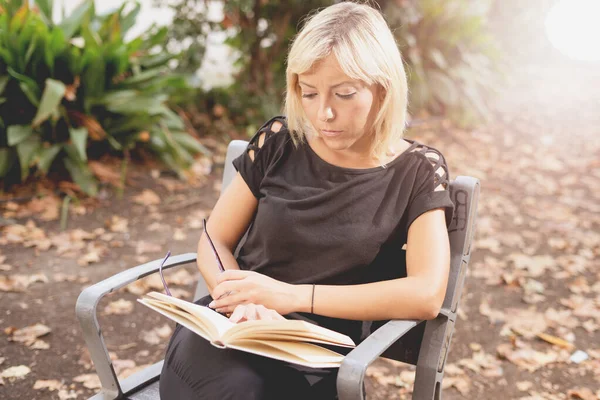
208, 270, 299, 315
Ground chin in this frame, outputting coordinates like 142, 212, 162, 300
321, 137, 351, 151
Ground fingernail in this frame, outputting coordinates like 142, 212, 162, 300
208, 301, 215, 308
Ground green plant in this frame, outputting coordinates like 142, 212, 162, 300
383, 0, 508, 127
161, 0, 333, 133
166, 0, 507, 133
0, 0, 209, 195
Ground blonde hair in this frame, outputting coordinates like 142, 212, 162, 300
284, 1, 409, 164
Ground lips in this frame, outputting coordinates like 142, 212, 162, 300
321, 129, 342, 137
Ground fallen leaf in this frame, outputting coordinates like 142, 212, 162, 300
496, 342, 568, 372
57, 389, 79, 399
502, 307, 549, 339
0, 264, 13, 271
508, 254, 557, 277
33, 379, 64, 391
567, 387, 596, 400
31, 340, 50, 349
112, 359, 136, 376
135, 241, 163, 255
168, 287, 191, 298
117, 363, 152, 380
69, 228, 96, 242
582, 320, 599, 333
133, 190, 161, 206
107, 216, 129, 233
53, 273, 86, 283
0, 221, 49, 249
173, 228, 187, 241
444, 363, 464, 376
457, 350, 503, 377
103, 299, 134, 315
26, 196, 61, 221
8, 323, 51, 347
568, 276, 591, 294
73, 373, 101, 389
186, 219, 203, 231
0, 273, 49, 292
140, 324, 172, 345
1, 365, 31, 380
89, 161, 122, 188
165, 269, 194, 285
77, 244, 103, 266
474, 237, 502, 253
442, 376, 471, 395
544, 308, 580, 330
147, 222, 167, 232
157, 178, 188, 192
479, 297, 506, 324
124, 269, 194, 296
517, 381, 534, 391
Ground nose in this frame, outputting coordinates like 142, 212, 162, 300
318, 104, 335, 122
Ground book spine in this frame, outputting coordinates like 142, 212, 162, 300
211, 340, 227, 349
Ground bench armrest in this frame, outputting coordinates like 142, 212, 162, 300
337, 318, 422, 400
75, 253, 197, 400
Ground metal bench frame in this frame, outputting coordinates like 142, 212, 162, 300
76, 140, 480, 400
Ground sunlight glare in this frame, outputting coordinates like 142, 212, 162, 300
545, 0, 600, 62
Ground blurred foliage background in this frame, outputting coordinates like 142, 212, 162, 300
1, 0, 549, 195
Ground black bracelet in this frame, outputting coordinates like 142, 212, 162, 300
311, 284, 315, 314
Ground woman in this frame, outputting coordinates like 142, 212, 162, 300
159, 2, 454, 399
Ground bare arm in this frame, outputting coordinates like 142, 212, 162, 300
289, 148, 452, 320
198, 121, 283, 295
211, 208, 451, 321
197, 172, 256, 295
290, 208, 450, 321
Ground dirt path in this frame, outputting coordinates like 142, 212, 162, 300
1, 60, 599, 399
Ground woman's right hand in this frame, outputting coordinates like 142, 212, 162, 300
228, 303, 286, 323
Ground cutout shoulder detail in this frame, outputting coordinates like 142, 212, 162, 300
247, 117, 286, 162
410, 144, 449, 191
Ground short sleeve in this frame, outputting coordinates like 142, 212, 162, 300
232, 116, 287, 198
406, 146, 455, 230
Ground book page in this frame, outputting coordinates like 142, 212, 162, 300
144, 292, 235, 338
226, 339, 345, 369
226, 332, 354, 348
138, 299, 215, 343
222, 319, 355, 348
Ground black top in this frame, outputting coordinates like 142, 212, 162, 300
232, 116, 454, 344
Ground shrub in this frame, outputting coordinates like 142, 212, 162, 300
0, 0, 209, 195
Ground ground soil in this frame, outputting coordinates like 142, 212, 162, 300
1, 57, 599, 400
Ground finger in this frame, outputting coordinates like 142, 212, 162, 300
218, 289, 237, 300
211, 280, 243, 301
245, 303, 258, 320
210, 291, 247, 310
271, 309, 285, 320
216, 303, 243, 315
256, 304, 271, 320
229, 304, 247, 323
216, 270, 254, 284
256, 305, 273, 321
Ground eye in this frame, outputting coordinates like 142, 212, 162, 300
301, 93, 317, 99
336, 93, 356, 99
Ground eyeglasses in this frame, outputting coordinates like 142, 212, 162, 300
158, 250, 172, 297
158, 218, 227, 298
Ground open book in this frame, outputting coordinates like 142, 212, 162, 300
138, 292, 356, 368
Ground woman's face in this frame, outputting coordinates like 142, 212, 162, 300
298, 54, 381, 158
